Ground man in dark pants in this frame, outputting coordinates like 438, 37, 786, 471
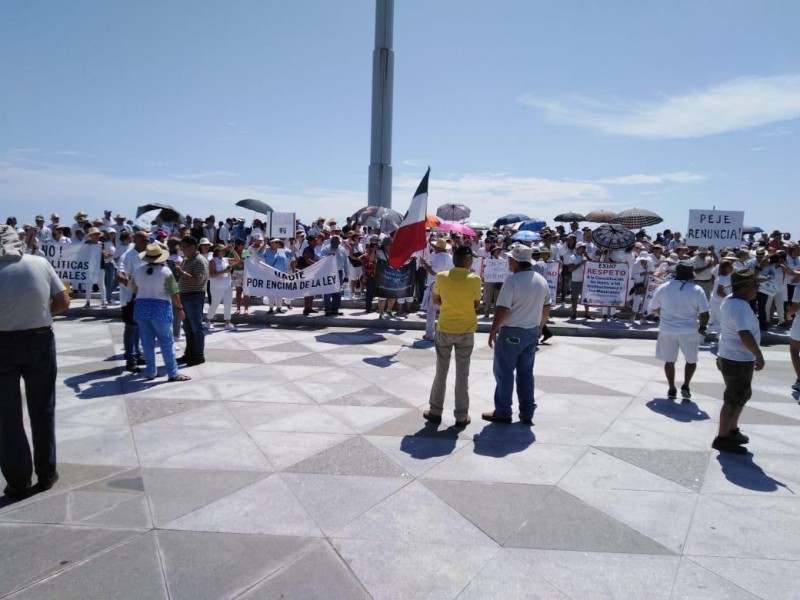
0, 224, 70, 499
175, 236, 209, 366
117, 231, 149, 372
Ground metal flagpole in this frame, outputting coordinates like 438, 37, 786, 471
367, 0, 394, 209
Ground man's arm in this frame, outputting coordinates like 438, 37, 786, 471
540, 303, 551, 329
488, 306, 509, 348
50, 290, 70, 316
738, 330, 765, 371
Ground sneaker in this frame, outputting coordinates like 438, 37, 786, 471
378, 312, 385, 319
792, 379, 800, 392
680, 386, 692, 401
712, 435, 748, 455
667, 387, 678, 400
728, 428, 750, 445
224, 323, 236, 331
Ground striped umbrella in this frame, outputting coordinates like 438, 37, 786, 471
610, 208, 663, 229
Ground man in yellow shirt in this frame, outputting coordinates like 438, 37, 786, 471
424, 245, 482, 427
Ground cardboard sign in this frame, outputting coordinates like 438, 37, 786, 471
41, 242, 101, 294
685, 210, 744, 248
580, 261, 631, 308
244, 254, 339, 298
268, 212, 296, 241
483, 258, 510, 282
642, 263, 674, 315
544, 260, 561, 305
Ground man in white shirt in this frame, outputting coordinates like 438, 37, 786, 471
117, 231, 149, 372
423, 239, 453, 341
649, 262, 710, 401
690, 246, 716, 298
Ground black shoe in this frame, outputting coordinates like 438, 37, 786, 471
667, 387, 678, 400
334, 312, 344, 316
309, 308, 319, 313
423, 410, 442, 424
125, 362, 141, 374
481, 412, 512, 424
520, 417, 535, 426
454, 415, 471, 428
136, 357, 146, 366
324, 312, 333, 316
176, 355, 189, 365
37, 471, 59, 492
712, 435, 748, 454
728, 428, 750, 445
185, 357, 205, 367
303, 309, 312, 316
3, 483, 34, 500
541, 328, 553, 343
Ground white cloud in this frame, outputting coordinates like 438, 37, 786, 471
594, 171, 705, 185
519, 74, 800, 139
170, 170, 240, 181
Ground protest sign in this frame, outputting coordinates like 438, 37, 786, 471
483, 258, 510, 283
244, 254, 339, 298
580, 261, 631, 308
470, 256, 484, 278
41, 242, 101, 294
642, 263, 674, 315
544, 261, 561, 305
268, 212, 296, 240
685, 210, 744, 248
376, 258, 417, 298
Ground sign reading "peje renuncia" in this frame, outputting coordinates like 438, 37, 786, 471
685, 210, 745, 248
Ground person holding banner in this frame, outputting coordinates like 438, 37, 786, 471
423, 245, 482, 428
567, 243, 592, 320
321, 235, 348, 316
483, 244, 551, 426
207, 244, 239, 330
649, 262, 710, 401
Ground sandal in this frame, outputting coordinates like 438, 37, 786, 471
168, 374, 192, 382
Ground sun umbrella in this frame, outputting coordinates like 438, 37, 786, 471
742, 225, 763, 235
511, 230, 541, 243
493, 213, 530, 228
610, 208, 663, 229
518, 219, 547, 232
437, 222, 477, 237
236, 199, 275, 215
426, 213, 441, 227
436, 203, 471, 221
465, 222, 489, 231
136, 203, 183, 223
353, 206, 403, 225
592, 224, 636, 250
553, 211, 586, 222
584, 209, 618, 223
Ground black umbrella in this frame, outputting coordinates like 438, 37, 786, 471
592, 224, 636, 250
236, 198, 275, 215
493, 213, 530, 228
353, 206, 403, 226
553, 212, 586, 222
742, 225, 763, 235
136, 203, 183, 223
610, 208, 663, 229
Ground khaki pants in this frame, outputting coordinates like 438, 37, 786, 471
428, 331, 474, 420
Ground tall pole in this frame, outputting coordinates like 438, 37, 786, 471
368, 0, 394, 208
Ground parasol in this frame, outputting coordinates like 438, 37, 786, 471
465, 222, 489, 231
553, 212, 586, 222
518, 219, 547, 232
592, 224, 636, 250
493, 213, 530, 228
353, 206, 403, 226
136, 203, 183, 223
510, 230, 541, 243
438, 222, 477, 237
426, 213, 441, 228
610, 208, 663, 229
236, 199, 275, 215
742, 225, 763, 235
436, 203, 471, 221
584, 209, 618, 223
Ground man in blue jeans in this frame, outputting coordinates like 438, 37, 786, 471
175, 236, 209, 366
483, 244, 551, 426
0, 224, 71, 499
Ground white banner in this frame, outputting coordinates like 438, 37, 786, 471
268, 212, 296, 241
483, 258, 510, 282
685, 209, 744, 248
544, 260, 561, 305
243, 254, 339, 298
643, 263, 674, 315
580, 261, 631, 308
41, 242, 101, 293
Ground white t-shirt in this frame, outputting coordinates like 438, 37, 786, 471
711, 274, 731, 305
118, 246, 145, 306
210, 257, 231, 287
427, 251, 453, 285
650, 280, 710, 334
496, 269, 551, 330
719, 296, 761, 361
0, 255, 65, 330
568, 253, 585, 282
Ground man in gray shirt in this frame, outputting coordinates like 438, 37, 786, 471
0, 224, 70, 499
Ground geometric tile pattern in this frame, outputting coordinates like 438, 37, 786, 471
1, 319, 799, 598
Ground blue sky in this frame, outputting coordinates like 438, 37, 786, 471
2, 0, 799, 236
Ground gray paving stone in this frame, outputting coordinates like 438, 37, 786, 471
125, 396, 207, 426
670, 557, 760, 600
597, 446, 711, 491
0, 523, 140, 596
286, 436, 410, 477
688, 556, 800, 600
271, 352, 338, 367
739, 405, 800, 425
157, 530, 317, 600
366, 409, 472, 439
239, 541, 370, 599
324, 384, 412, 407
534, 375, 622, 396
506, 487, 675, 554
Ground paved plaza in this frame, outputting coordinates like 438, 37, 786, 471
2, 316, 800, 599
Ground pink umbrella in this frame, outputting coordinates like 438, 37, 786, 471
438, 222, 477, 237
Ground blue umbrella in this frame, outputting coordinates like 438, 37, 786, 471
493, 213, 530, 227
518, 219, 547, 232
511, 230, 541, 242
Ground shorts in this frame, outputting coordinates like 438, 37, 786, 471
570, 281, 582, 299
655, 331, 700, 363
791, 317, 800, 342
231, 270, 244, 289
716, 357, 754, 407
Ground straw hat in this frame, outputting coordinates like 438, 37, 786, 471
86, 227, 101, 237
508, 243, 533, 263
139, 242, 169, 264
198, 237, 212, 246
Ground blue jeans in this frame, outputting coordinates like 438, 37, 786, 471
137, 319, 178, 379
103, 262, 117, 303
121, 301, 141, 363
181, 292, 205, 360
492, 326, 539, 420
0, 328, 57, 489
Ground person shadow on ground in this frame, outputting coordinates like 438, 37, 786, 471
400, 423, 460, 459
473, 423, 536, 457
716, 454, 794, 493
646, 398, 710, 422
